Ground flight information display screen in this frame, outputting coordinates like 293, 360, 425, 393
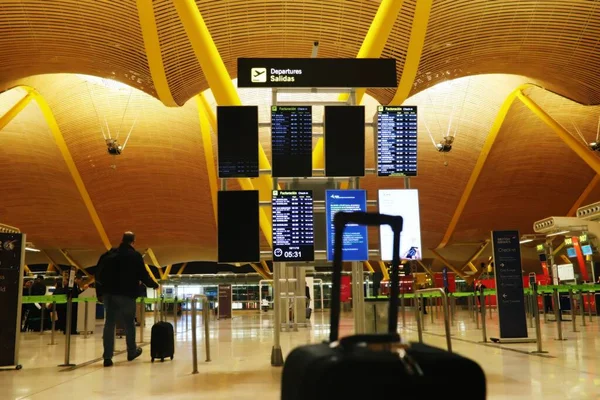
377, 106, 418, 177
271, 106, 313, 177
217, 106, 259, 177
272, 190, 314, 262
324, 106, 365, 177
218, 190, 260, 263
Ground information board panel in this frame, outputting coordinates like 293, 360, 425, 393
325, 190, 368, 261
376, 106, 418, 177
237, 58, 397, 88
272, 190, 314, 262
271, 106, 313, 177
324, 106, 365, 177
217, 191, 260, 263
0, 232, 25, 367
378, 189, 422, 261
217, 106, 259, 177
218, 284, 232, 319
491, 230, 528, 339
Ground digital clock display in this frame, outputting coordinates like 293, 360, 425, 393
272, 190, 314, 262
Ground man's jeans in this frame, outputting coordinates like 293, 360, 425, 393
103, 294, 137, 360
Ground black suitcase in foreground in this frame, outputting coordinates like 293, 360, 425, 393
151, 320, 175, 362
281, 212, 486, 399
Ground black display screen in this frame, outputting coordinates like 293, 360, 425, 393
271, 106, 313, 177
218, 191, 260, 263
324, 106, 365, 177
377, 106, 418, 177
217, 106, 259, 177
272, 190, 314, 262
0, 232, 24, 367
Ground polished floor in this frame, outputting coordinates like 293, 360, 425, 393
1, 306, 599, 399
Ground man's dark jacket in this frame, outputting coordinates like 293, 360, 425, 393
96, 243, 158, 298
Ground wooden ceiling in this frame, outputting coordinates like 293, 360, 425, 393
1, 0, 600, 269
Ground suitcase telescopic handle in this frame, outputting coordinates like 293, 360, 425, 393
329, 212, 403, 343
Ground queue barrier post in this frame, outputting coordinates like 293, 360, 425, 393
415, 288, 452, 353
191, 294, 211, 374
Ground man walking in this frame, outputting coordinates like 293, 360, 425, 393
96, 232, 158, 367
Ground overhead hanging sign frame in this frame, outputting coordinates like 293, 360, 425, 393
237, 58, 397, 88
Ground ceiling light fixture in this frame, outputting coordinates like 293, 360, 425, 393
519, 239, 534, 244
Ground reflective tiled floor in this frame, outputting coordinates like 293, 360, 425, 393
1, 307, 599, 399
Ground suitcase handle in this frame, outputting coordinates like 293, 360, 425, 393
329, 212, 403, 342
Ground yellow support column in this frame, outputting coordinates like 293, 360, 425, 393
147, 248, 161, 269
196, 95, 219, 225
27, 88, 112, 251
429, 249, 468, 281
363, 261, 375, 273
568, 175, 600, 216
315, 0, 404, 169
0, 90, 35, 131
377, 261, 390, 281
437, 84, 532, 248
388, 0, 434, 105
136, 0, 178, 106
176, 263, 188, 276
59, 249, 93, 281
161, 265, 173, 280
517, 91, 600, 176
250, 263, 270, 280
145, 264, 160, 285
261, 260, 271, 274
461, 241, 490, 272
173, 1, 274, 247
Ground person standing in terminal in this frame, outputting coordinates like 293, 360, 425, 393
96, 232, 158, 367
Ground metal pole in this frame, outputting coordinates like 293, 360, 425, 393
527, 294, 533, 328
191, 297, 198, 374
450, 295, 455, 326
587, 292, 593, 322
49, 301, 56, 345
84, 300, 89, 339
579, 291, 586, 327
569, 289, 577, 332
553, 288, 564, 340
400, 292, 406, 328
475, 294, 480, 329
415, 288, 452, 353
173, 297, 178, 335
531, 285, 545, 354
203, 298, 211, 362
420, 294, 426, 331
140, 302, 146, 343
415, 294, 423, 343
440, 292, 452, 353
59, 294, 75, 366
320, 280, 324, 311
40, 306, 45, 335
430, 295, 434, 324
480, 291, 487, 342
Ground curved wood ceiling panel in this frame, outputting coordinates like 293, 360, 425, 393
452, 88, 600, 242
403, 0, 600, 105
0, 1, 154, 97
12, 74, 217, 264
0, 88, 103, 249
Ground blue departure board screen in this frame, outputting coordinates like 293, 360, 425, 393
377, 106, 418, 177
272, 190, 314, 262
217, 106, 259, 177
325, 190, 369, 261
271, 106, 313, 177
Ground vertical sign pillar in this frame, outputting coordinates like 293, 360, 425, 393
0, 232, 26, 370
490, 230, 533, 343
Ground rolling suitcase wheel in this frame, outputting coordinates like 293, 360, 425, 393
151, 358, 154, 363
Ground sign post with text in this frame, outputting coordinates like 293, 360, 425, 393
491, 230, 530, 342
0, 232, 26, 369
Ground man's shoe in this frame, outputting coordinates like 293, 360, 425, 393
127, 347, 143, 361
104, 359, 113, 367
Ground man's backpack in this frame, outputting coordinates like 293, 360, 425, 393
95, 248, 120, 294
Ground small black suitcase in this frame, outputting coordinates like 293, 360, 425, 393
281, 211, 486, 399
151, 299, 174, 363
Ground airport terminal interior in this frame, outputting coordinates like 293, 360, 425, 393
2, 0, 600, 399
